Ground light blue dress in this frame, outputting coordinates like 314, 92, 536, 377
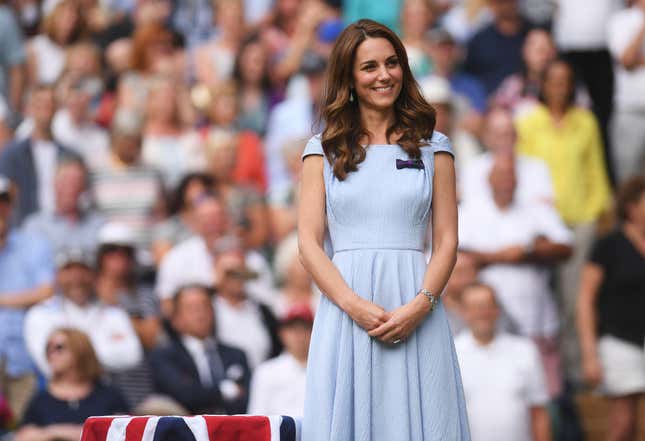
300, 131, 471, 441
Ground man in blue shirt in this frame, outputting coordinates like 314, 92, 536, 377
0, 174, 54, 421
464, 0, 534, 95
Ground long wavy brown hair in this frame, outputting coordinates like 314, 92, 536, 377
320, 19, 436, 180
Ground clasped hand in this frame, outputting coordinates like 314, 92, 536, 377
345, 295, 430, 344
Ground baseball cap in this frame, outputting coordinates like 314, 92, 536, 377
419, 75, 453, 104
98, 222, 137, 247
55, 247, 94, 270
280, 303, 315, 326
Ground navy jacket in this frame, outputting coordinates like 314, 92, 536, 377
149, 336, 251, 415
0, 137, 80, 225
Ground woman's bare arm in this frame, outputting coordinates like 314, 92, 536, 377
297, 155, 388, 331
420, 153, 459, 300
577, 262, 605, 386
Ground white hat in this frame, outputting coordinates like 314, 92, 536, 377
419, 75, 453, 105
98, 222, 137, 247
0, 175, 11, 196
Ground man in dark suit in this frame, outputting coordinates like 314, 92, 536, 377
149, 284, 251, 414
0, 85, 80, 225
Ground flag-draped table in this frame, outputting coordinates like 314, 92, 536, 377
81, 415, 301, 441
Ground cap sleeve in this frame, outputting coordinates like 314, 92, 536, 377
301, 134, 325, 161
430, 131, 454, 157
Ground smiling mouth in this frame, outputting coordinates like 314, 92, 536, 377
373, 85, 394, 93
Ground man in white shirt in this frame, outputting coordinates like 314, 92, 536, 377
23, 247, 142, 377
248, 304, 313, 416
608, 0, 645, 183
459, 107, 553, 206
156, 194, 277, 316
148, 284, 251, 414
212, 248, 281, 370
455, 283, 551, 441
459, 153, 572, 398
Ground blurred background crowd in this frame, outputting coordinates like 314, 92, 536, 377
0, 0, 644, 440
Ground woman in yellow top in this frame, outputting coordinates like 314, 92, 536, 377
515, 58, 612, 381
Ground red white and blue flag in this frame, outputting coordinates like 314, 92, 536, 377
81, 415, 300, 441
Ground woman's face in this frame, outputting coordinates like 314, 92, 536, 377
523, 30, 555, 76
239, 42, 267, 85
53, 2, 79, 45
209, 93, 238, 125
183, 179, 208, 210
100, 248, 132, 276
209, 142, 238, 179
543, 62, 574, 109
353, 37, 403, 112
401, 0, 432, 37
627, 194, 645, 229
46, 332, 75, 376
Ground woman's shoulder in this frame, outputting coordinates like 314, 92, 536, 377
420, 131, 454, 157
301, 133, 324, 161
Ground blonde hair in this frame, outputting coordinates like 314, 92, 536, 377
48, 327, 102, 382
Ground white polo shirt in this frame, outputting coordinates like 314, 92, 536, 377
608, 7, 645, 111
459, 152, 554, 206
458, 198, 572, 337
455, 331, 549, 441
248, 352, 307, 416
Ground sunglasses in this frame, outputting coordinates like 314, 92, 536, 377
224, 268, 258, 280
46, 342, 68, 356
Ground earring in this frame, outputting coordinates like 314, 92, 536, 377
349, 89, 355, 103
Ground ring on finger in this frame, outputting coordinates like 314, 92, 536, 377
392, 339, 401, 344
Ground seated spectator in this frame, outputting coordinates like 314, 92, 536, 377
442, 252, 478, 335
459, 154, 572, 397
233, 32, 274, 136
455, 283, 551, 441
516, 59, 612, 376
206, 129, 268, 250
263, 50, 326, 195
463, 0, 533, 95
25, 0, 84, 87
248, 304, 313, 416
271, 232, 317, 317
151, 173, 213, 265
156, 194, 274, 315
267, 137, 306, 242
425, 27, 487, 122
213, 247, 282, 369
197, 80, 267, 193
142, 75, 201, 190
419, 75, 481, 171
577, 175, 645, 441
96, 222, 161, 350
51, 72, 111, 170
0, 175, 54, 421
23, 159, 105, 254
149, 284, 250, 414
95, 223, 158, 409
191, 0, 244, 86
156, 194, 228, 316
400, 0, 436, 78
90, 108, 165, 259
491, 28, 557, 118
24, 247, 143, 377
16, 328, 128, 441
459, 107, 554, 205
0, 85, 80, 225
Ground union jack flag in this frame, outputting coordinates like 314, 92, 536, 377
81, 415, 301, 441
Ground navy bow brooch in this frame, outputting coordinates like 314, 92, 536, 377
396, 158, 424, 170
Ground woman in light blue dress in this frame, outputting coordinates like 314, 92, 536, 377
297, 19, 470, 441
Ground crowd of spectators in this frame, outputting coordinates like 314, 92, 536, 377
0, 0, 644, 440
